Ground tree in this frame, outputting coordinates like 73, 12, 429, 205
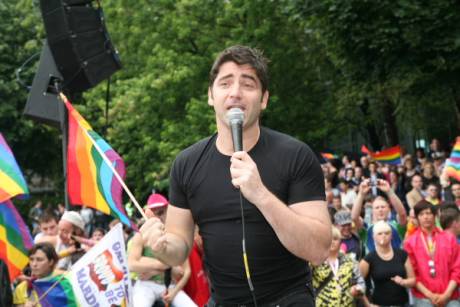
298, 0, 460, 147
82, 0, 337, 199
0, 1, 62, 192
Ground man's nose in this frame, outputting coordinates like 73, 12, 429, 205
229, 83, 242, 97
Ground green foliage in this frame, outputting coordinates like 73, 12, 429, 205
0, 1, 61, 191
1, 0, 460, 205
299, 0, 460, 146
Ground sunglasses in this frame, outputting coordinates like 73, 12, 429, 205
428, 260, 436, 278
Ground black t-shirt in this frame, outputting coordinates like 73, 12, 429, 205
169, 127, 325, 304
364, 248, 409, 305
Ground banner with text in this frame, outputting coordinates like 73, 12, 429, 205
70, 223, 132, 307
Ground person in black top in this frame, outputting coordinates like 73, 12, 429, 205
359, 221, 415, 306
140, 45, 332, 306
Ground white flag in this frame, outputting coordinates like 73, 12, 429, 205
69, 223, 133, 307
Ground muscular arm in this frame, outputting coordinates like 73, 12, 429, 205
230, 151, 331, 264
140, 206, 195, 267
253, 193, 331, 265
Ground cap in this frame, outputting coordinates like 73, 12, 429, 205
61, 211, 85, 231
334, 210, 352, 226
146, 193, 168, 209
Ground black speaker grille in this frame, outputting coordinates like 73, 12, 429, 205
39, 0, 121, 93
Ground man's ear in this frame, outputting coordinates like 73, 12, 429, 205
208, 87, 214, 106
261, 90, 269, 110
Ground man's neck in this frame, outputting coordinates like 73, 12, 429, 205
216, 122, 261, 155
422, 225, 435, 235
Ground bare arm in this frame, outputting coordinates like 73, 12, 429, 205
230, 151, 331, 264
378, 180, 407, 225
168, 259, 192, 300
391, 258, 416, 288
140, 206, 195, 267
403, 258, 416, 288
415, 281, 436, 302
359, 259, 370, 279
440, 280, 458, 301
352, 180, 371, 230
257, 196, 331, 265
127, 233, 168, 274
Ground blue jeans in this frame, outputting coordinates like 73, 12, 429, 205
413, 297, 460, 307
206, 288, 314, 307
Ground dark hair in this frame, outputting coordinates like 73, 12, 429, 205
209, 45, 269, 93
39, 213, 58, 224
92, 227, 106, 236
414, 200, 437, 217
29, 242, 59, 265
439, 203, 460, 229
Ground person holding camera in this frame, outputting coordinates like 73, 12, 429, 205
351, 178, 407, 253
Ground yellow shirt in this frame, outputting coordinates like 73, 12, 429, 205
13, 280, 41, 306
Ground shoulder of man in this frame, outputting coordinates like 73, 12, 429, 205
260, 127, 320, 162
174, 134, 216, 164
261, 127, 310, 148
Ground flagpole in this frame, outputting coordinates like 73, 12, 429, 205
35, 271, 69, 304
59, 93, 147, 221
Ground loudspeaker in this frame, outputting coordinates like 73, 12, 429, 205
38, 0, 121, 93
23, 41, 63, 126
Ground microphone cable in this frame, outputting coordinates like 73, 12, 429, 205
238, 190, 258, 307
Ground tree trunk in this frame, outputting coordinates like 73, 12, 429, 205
452, 86, 460, 136
360, 98, 381, 150
381, 95, 399, 147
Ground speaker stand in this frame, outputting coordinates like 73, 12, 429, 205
24, 39, 69, 209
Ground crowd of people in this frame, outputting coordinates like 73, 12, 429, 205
1, 45, 460, 307
3, 139, 459, 307
1, 192, 209, 307
316, 139, 460, 307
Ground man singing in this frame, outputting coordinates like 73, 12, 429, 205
141, 45, 331, 306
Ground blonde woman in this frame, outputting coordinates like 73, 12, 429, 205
360, 221, 415, 307
312, 227, 365, 307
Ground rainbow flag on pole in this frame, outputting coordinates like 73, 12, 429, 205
445, 137, 460, 182
0, 200, 33, 281
32, 274, 78, 307
321, 152, 339, 161
361, 144, 402, 165
64, 96, 136, 229
0, 133, 29, 202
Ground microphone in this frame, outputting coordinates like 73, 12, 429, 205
226, 108, 244, 152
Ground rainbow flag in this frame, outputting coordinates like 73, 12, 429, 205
33, 274, 77, 307
64, 96, 136, 229
321, 152, 339, 161
0, 133, 29, 202
0, 200, 33, 281
445, 137, 460, 182
361, 144, 401, 165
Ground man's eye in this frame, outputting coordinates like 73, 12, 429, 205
243, 82, 256, 89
